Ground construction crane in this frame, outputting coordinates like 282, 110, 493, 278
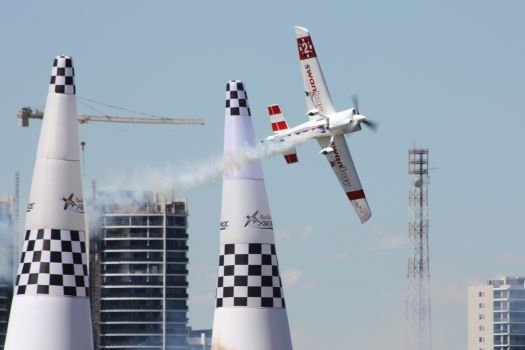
17, 99, 205, 182
17, 98, 205, 127
17, 107, 205, 127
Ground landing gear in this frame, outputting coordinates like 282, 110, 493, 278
319, 146, 334, 155
319, 136, 335, 155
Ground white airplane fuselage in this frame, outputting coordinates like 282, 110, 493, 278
266, 107, 361, 142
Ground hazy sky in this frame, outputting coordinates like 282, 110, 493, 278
2, 1, 525, 349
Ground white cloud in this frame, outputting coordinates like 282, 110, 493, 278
302, 226, 314, 238
274, 225, 314, 241
300, 281, 319, 291
318, 251, 351, 263
497, 252, 525, 263
282, 268, 304, 288
367, 233, 406, 251
281, 267, 318, 291
274, 227, 295, 241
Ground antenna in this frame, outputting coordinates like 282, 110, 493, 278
406, 148, 432, 350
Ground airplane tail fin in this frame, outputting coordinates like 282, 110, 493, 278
268, 104, 289, 132
267, 104, 299, 164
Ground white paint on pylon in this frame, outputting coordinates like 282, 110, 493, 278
211, 80, 293, 350
4, 56, 93, 350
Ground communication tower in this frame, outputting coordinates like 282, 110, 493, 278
406, 148, 432, 350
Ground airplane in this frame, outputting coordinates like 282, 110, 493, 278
265, 25, 376, 223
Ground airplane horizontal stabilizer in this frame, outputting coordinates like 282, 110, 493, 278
283, 149, 299, 164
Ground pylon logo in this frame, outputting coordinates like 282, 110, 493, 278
244, 210, 273, 230
220, 221, 229, 230
27, 202, 35, 212
62, 193, 84, 213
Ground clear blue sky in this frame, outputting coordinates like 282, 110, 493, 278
2, 1, 525, 349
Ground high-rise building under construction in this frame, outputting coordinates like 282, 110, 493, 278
90, 192, 189, 349
0, 285, 10, 350
0, 197, 14, 350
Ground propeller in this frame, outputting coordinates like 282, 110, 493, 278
351, 94, 360, 115
361, 118, 378, 132
351, 94, 378, 132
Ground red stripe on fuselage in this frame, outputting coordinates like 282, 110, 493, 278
347, 190, 365, 200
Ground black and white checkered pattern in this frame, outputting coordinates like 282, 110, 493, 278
225, 80, 251, 117
216, 243, 285, 309
49, 55, 76, 95
15, 228, 88, 297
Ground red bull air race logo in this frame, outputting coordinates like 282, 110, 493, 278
244, 210, 273, 230
62, 193, 84, 213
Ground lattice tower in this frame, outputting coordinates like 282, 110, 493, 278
406, 148, 432, 350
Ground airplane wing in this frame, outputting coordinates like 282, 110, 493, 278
295, 26, 336, 117
318, 135, 371, 223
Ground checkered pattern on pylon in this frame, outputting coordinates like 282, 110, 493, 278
216, 243, 285, 309
225, 80, 251, 117
15, 228, 88, 297
49, 55, 76, 95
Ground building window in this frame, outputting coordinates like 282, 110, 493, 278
479, 303, 484, 308
479, 325, 484, 331
479, 314, 484, 320
149, 216, 164, 226
131, 216, 148, 226
105, 216, 129, 226
479, 291, 484, 297
479, 337, 484, 342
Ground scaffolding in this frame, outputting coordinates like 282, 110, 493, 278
406, 148, 432, 350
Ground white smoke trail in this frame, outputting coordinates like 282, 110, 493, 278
85, 131, 317, 239
112, 131, 315, 197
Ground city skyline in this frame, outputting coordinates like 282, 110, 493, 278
2, 1, 525, 349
